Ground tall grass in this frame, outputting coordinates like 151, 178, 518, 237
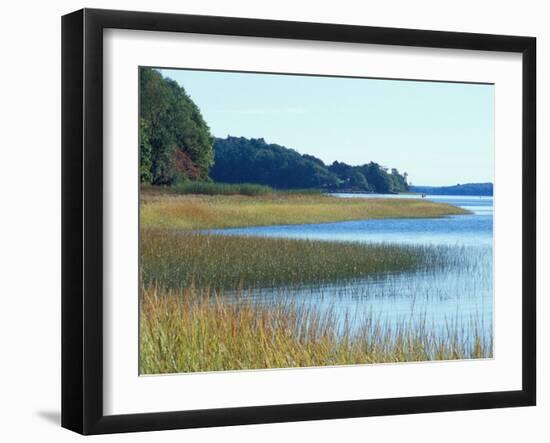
141, 229, 445, 290
174, 181, 274, 196
140, 285, 492, 374
138, 187, 486, 374
140, 190, 469, 230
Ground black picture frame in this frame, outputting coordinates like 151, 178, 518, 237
62, 8, 536, 435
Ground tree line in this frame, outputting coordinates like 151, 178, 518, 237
212, 137, 409, 193
139, 68, 409, 193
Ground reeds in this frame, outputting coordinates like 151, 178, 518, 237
140, 285, 492, 374
140, 229, 445, 290
138, 187, 488, 374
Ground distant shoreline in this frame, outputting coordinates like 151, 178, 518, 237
410, 183, 493, 197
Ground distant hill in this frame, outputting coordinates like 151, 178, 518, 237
410, 183, 493, 196
211, 136, 409, 194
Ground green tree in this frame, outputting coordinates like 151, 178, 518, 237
359, 163, 392, 193
139, 68, 214, 184
329, 161, 373, 192
211, 137, 339, 189
139, 118, 153, 183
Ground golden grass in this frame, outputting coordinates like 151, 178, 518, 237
140, 286, 492, 374
140, 188, 469, 230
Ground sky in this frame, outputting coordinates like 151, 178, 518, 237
160, 68, 494, 186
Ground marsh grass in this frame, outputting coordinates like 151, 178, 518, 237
138, 187, 488, 374
140, 285, 492, 374
173, 181, 275, 196
140, 229, 447, 290
140, 188, 469, 230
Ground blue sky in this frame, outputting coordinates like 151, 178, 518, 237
160, 68, 494, 186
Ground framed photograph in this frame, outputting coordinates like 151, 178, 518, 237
61, 8, 536, 435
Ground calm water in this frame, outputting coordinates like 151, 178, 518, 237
207, 194, 494, 342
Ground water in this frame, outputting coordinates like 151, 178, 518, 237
207, 194, 493, 344
208, 195, 492, 247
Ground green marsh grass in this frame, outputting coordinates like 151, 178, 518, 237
140, 285, 492, 374
140, 229, 444, 290
143, 182, 323, 197
173, 181, 274, 196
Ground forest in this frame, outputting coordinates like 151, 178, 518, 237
139, 67, 409, 194
212, 137, 409, 193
